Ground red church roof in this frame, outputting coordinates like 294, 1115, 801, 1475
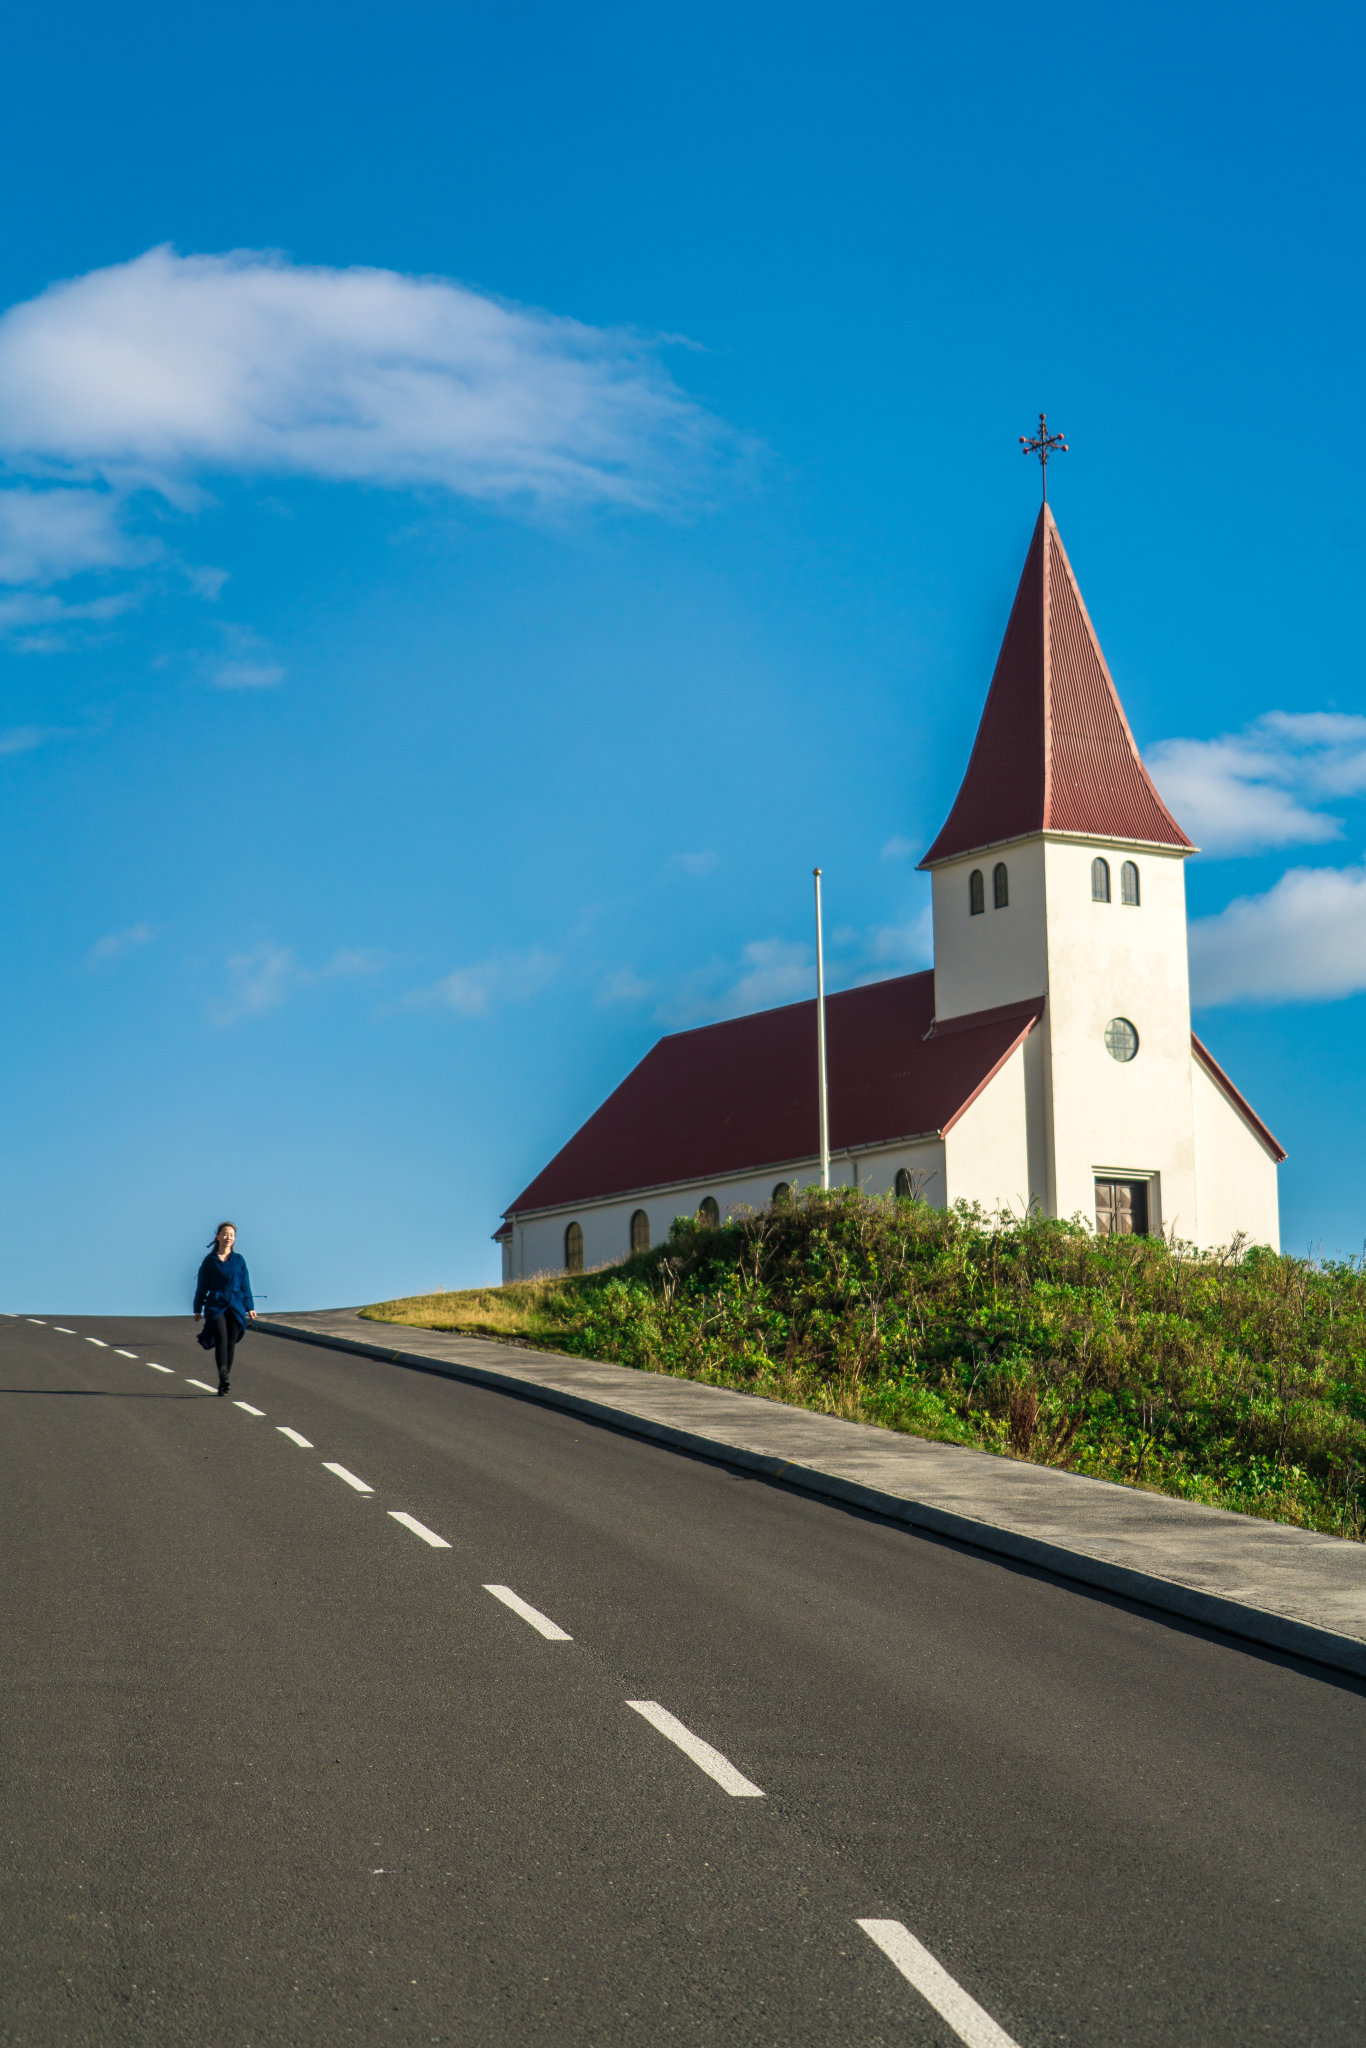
505, 973, 1043, 1216
921, 504, 1193, 866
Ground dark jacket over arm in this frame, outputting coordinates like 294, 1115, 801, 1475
194, 1251, 254, 1337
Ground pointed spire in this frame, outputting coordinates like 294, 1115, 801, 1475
920, 505, 1193, 867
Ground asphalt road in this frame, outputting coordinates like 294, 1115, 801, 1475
2, 1314, 1363, 2048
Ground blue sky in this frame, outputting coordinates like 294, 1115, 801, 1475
2, 0, 1363, 1312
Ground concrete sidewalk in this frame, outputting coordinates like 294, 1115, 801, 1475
256, 1307, 1366, 1680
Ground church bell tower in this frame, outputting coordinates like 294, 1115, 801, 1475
919, 502, 1202, 1237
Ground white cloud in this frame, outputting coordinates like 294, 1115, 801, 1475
0, 486, 155, 585
0, 590, 136, 638
89, 922, 156, 967
213, 943, 383, 1024
213, 657, 284, 689
1148, 711, 1366, 856
0, 246, 729, 523
408, 947, 561, 1018
880, 836, 920, 861
667, 850, 719, 876
1189, 861, 1366, 1005
866, 905, 934, 973
0, 722, 73, 755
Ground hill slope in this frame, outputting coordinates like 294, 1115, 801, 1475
363, 1192, 1366, 1541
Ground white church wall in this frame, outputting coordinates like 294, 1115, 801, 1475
1041, 838, 1200, 1236
931, 839, 1049, 1021
506, 1138, 950, 1279
943, 1041, 1036, 1217
1191, 1057, 1282, 1252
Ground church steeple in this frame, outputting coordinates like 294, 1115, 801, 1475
920, 505, 1193, 866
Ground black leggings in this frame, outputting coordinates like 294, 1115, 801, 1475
209, 1313, 239, 1383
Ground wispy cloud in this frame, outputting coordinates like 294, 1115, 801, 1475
1190, 862, 1366, 1006
0, 721, 75, 755
880, 836, 920, 861
404, 946, 561, 1018
667, 850, 719, 876
89, 921, 156, 967
213, 944, 384, 1024
1149, 711, 1366, 856
0, 248, 734, 597
0, 485, 156, 585
865, 905, 934, 974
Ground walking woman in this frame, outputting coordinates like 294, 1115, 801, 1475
194, 1222, 256, 1396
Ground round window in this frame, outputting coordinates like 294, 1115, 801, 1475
1104, 1017, 1139, 1063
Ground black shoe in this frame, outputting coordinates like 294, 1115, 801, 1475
217, 1381, 229, 1397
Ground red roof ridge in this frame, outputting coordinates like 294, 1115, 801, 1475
920, 504, 1194, 867
1191, 1032, 1287, 1163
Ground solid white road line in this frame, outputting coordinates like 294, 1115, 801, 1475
186, 1379, 218, 1393
233, 1401, 266, 1416
483, 1585, 573, 1640
625, 1702, 763, 1795
86, 1338, 107, 1347
55, 1327, 75, 1335
277, 1427, 313, 1448
147, 1364, 174, 1374
323, 1462, 374, 1494
856, 1921, 1022, 2048
115, 1348, 138, 1358
389, 1511, 452, 1549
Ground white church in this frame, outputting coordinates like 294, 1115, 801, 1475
497, 501, 1284, 1280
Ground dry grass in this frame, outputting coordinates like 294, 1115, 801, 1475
362, 1272, 593, 1342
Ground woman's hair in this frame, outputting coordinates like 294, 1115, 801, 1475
207, 1221, 238, 1248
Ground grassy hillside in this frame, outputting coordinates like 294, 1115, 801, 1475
363, 1191, 1366, 1541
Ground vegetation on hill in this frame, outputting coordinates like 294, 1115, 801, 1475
363, 1191, 1366, 1541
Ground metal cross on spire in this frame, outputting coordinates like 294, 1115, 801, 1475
1020, 412, 1068, 501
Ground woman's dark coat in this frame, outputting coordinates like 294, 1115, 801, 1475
194, 1249, 254, 1347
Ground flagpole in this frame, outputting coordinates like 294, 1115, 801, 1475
813, 866, 830, 1191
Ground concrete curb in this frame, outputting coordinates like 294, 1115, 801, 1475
255, 1316, 1366, 1682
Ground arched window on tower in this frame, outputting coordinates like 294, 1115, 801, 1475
1121, 860, 1140, 906
969, 869, 985, 916
1091, 856, 1111, 903
564, 1221, 584, 1273
771, 1182, 791, 1208
894, 1168, 913, 1200
698, 1196, 720, 1227
630, 1209, 650, 1255
993, 862, 1009, 909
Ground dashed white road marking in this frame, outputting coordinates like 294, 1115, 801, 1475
148, 1364, 174, 1374
388, 1511, 451, 1549
483, 1585, 573, 1640
186, 1378, 218, 1393
625, 1702, 763, 1796
28, 1318, 46, 1325
54, 1327, 75, 1335
323, 1462, 374, 1494
233, 1401, 266, 1416
277, 1427, 313, 1448
86, 1337, 107, 1347
115, 1348, 138, 1358
856, 1921, 1021, 2048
